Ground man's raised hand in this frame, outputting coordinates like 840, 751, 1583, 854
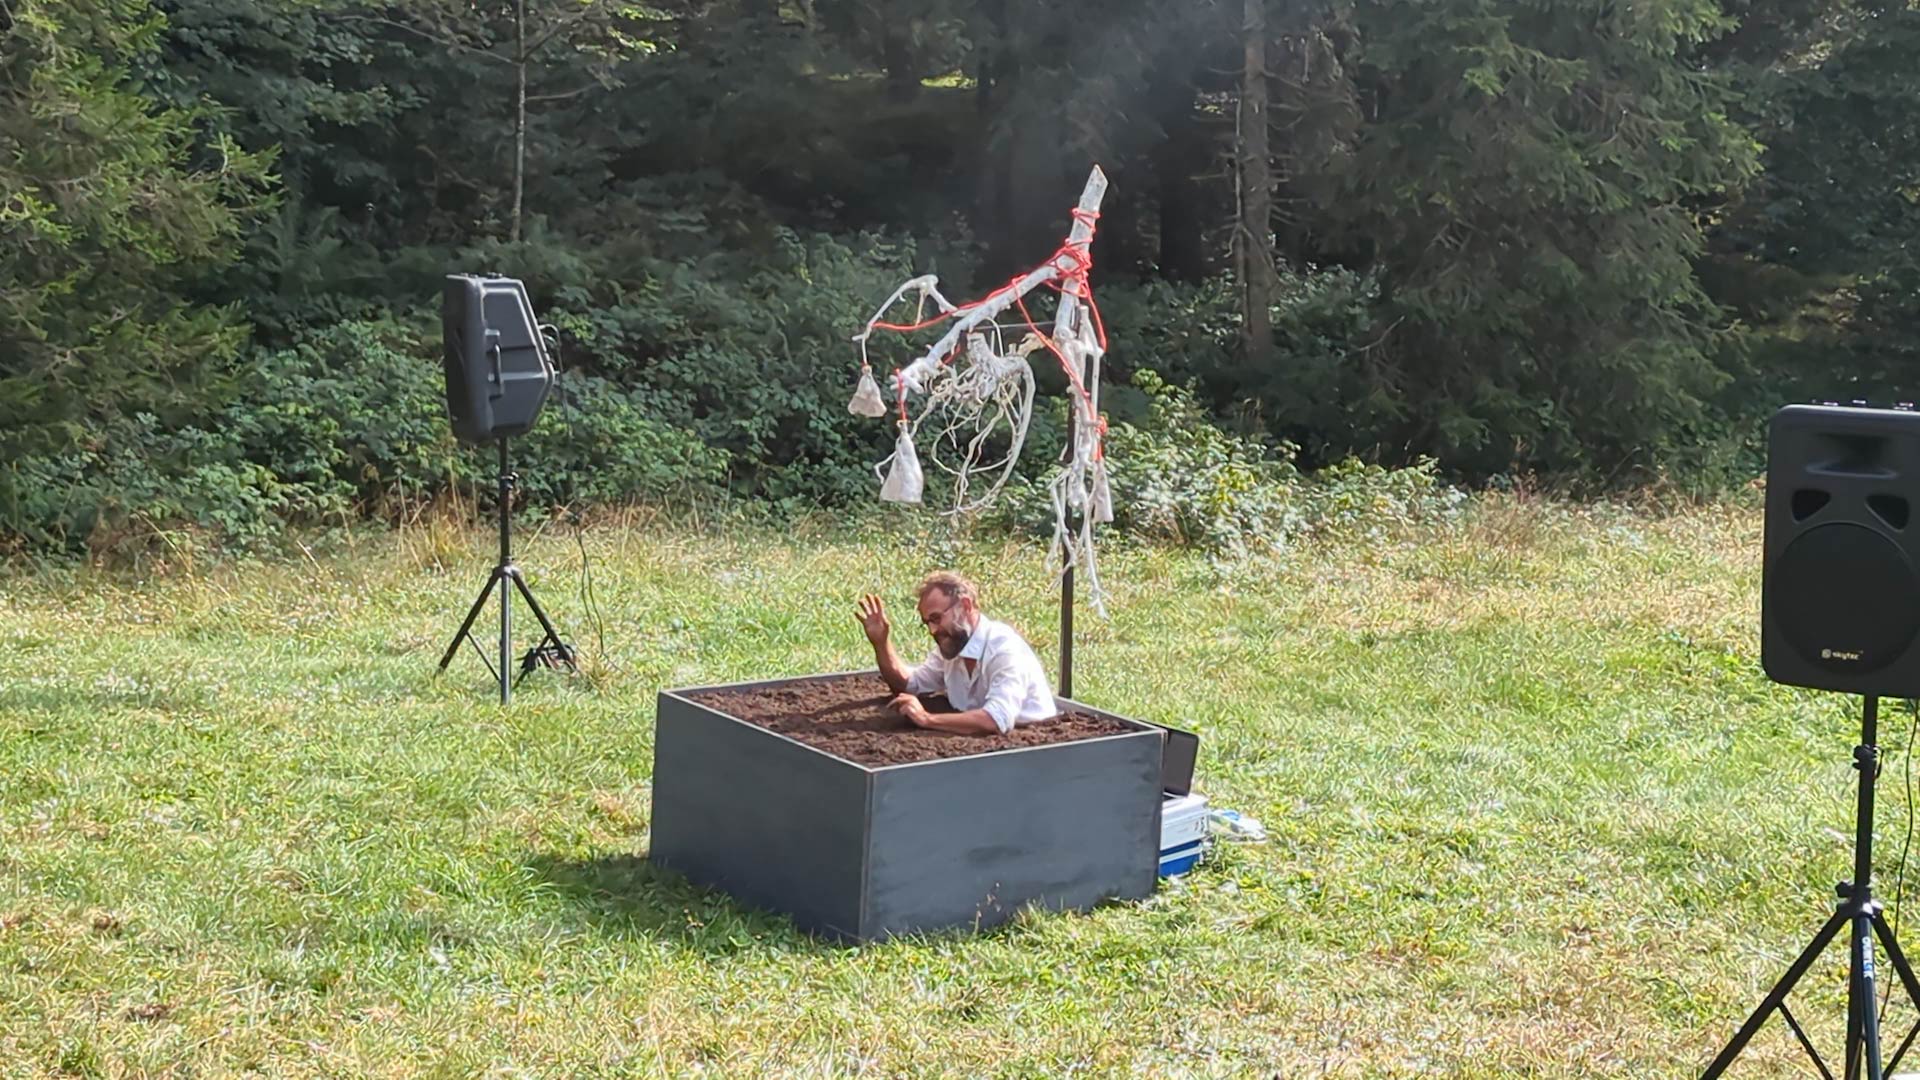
856, 594, 891, 647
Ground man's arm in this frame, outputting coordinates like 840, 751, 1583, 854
857, 594, 918, 693
873, 638, 915, 694
890, 653, 1025, 736
973, 655, 1025, 735
889, 694, 1003, 735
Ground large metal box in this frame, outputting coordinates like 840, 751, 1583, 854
648, 673, 1171, 942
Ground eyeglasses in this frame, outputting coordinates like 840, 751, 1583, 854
919, 601, 958, 629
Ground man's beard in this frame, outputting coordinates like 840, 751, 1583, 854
935, 617, 975, 659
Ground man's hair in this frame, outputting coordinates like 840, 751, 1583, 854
916, 570, 979, 607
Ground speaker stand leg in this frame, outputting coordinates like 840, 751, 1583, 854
1875, 911, 1920, 1072
438, 568, 502, 674
435, 439, 570, 702
1703, 905, 1849, 1078
1702, 695, 1918, 1080
507, 566, 576, 684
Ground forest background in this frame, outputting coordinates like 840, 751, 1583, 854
4, 0, 1917, 552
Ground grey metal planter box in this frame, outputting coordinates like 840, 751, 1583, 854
647, 672, 1177, 942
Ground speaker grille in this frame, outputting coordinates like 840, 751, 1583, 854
1770, 522, 1920, 673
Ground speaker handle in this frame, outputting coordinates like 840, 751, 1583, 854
484, 330, 503, 400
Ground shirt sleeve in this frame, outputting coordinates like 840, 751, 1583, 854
979, 654, 1025, 735
904, 649, 945, 695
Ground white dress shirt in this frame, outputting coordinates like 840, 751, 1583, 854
904, 617, 1058, 734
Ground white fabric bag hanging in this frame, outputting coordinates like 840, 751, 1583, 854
848, 366, 887, 417
879, 425, 924, 503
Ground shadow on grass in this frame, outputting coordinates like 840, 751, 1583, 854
523, 852, 833, 956
524, 851, 1168, 955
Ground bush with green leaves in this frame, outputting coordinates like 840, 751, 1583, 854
1090, 268, 1393, 457
223, 316, 726, 513
3, 316, 726, 552
5, 414, 317, 552
1, 210, 1458, 558
987, 370, 1465, 559
540, 225, 971, 510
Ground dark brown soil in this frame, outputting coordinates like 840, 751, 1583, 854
685, 673, 1133, 767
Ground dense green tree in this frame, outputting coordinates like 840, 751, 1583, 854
1704, 0, 1920, 418
8, 0, 1920, 547
1300, 0, 1762, 477
1, 0, 276, 535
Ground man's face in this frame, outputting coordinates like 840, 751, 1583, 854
917, 591, 976, 659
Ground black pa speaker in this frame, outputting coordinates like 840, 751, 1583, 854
441, 273, 554, 444
1762, 402, 1920, 696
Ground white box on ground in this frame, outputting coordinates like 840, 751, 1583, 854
1159, 792, 1209, 876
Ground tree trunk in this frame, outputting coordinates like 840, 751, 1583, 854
1154, 75, 1208, 282
1238, 0, 1274, 369
511, 0, 527, 243
975, 0, 1021, 282
883, 41, 916, 100
977, 0, 1009, 119
882, 1, 917, 103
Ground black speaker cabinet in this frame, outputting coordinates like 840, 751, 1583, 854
1763, 403, 1920, 697
441, 273, 554, 444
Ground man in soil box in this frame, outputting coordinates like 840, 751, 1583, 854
854, 571, 1058, 735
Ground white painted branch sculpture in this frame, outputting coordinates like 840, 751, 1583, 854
848, 165, 1114, 613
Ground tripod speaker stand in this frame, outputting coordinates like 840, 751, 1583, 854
1702, 694, 1920, 1078
436, 439, 577, 703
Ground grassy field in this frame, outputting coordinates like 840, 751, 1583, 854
0, 496, 1910, 1077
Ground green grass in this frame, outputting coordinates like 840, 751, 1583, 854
0, 497, 1908, 1076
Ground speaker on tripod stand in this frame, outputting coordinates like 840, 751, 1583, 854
1705, 402, 1920, 1078
434, 273, 578, 703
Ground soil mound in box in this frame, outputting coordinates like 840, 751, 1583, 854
686, 673, 1130, 766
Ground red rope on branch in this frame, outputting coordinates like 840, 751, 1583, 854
868, 204, 1109, 454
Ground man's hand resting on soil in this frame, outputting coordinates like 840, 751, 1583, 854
889, 693, 932, 728
887, 693, 1003, 735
